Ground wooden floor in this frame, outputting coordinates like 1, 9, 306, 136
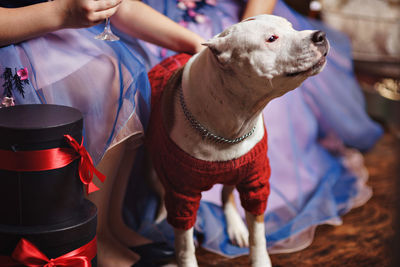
194, 130, 400, 267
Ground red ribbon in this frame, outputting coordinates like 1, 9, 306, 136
0, 135, 105, 194
0, 237, 96, 267
63, 135, 106, 194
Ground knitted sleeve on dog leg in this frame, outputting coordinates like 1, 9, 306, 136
236, 129, 271, 216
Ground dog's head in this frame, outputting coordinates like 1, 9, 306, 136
203, 14, 329, 99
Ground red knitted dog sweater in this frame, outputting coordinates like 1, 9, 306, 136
147, 54, 271, 230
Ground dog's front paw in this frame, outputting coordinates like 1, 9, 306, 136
224, 202, 249, 247
250, 246, 272, 267
251, 251, 272, 267
175, 228, 199, 267
177, 253, 198, 267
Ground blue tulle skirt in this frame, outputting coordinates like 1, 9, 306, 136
0, 26, 151, 164
122, 0, 383, 256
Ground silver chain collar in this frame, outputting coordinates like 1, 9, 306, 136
179, 86, 256, 144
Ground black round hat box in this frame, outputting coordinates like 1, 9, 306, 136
0, 104, 97, 266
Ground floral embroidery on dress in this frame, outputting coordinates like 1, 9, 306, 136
17, 67, 29, 81
0, 96, 15, 108
177, 0, 216, 24
1, 67, 29, 108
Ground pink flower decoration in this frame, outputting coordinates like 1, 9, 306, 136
188, 9, 197, 17
184, 1, 197, 9
177, 1, 187, 10
17, 67, 28, 81
1, 97, 15, 108
160, 48, 167, 58
195, 14, 206, 23
205, 0, 217, 6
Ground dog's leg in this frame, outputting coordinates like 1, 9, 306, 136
222, 185, 249, 247
245, 212, 271, 267
174, 227, 198, 267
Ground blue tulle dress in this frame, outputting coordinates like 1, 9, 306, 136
121, 0, 384, 257
0, 0, 151, 164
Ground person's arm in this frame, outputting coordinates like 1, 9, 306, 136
0, 0, 122, 47
111, 0, 205, 55
241, 0, 277, 19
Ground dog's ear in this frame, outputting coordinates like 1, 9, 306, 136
202, 41, 221, 56
202, 32, 233, 66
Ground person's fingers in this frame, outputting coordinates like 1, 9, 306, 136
91, 4, 120, 22
92, 0, 122, 12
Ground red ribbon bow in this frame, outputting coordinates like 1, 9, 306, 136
0, 237, 96, 267
64, 135, 106, 195
0, 135, 105, 195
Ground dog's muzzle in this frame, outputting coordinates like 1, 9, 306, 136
286, 30, 329, 77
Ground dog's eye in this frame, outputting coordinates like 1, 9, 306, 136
267, 35, 279, 43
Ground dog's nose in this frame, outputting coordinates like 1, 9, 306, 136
311, 31, 326, 45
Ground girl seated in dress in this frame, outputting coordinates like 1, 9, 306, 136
0, 1, 205, 266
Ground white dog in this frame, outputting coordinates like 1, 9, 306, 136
146, 14, 329, 267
